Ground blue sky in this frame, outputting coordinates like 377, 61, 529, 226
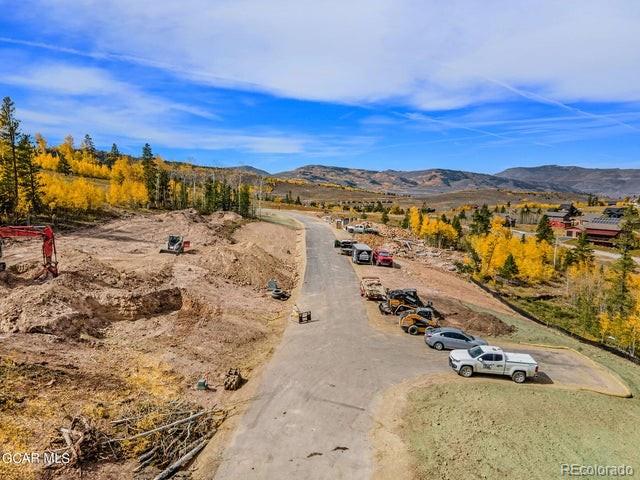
1, 0, 639, 174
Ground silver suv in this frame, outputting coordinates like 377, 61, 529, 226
425, 327, 487, 351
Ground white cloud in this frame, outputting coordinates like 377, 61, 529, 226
3, 63, 374, 157
16, 0, 640, 110
0, 64, 129, 95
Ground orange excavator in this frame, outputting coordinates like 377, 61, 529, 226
0, 225, 59, 279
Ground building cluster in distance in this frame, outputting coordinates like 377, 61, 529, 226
545, 204, 626, 247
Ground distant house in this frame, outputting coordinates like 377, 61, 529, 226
545, 210, 572, 228
566, 215, 622, 247
603, 206, 626, 219
558, 203, 580, 216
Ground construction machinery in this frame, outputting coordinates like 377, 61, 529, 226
160, 235, 190, 255
360, 276, 386, 300
0, 225, 58, 279
224, 368, 243, 390
379, 288, 424, 315
398, 305, 443, 335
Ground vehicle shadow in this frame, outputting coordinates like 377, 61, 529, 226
530, 372, 554, 384
461, 371, 554, 385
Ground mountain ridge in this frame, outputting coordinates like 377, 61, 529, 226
273, 164, 579, 194
496, 165, 640, 196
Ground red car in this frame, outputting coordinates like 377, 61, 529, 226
373, 248, 394, 267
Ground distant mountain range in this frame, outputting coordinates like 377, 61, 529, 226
213, 163, 639, 197
273, 164, 580, 195
496, 165, 640, 197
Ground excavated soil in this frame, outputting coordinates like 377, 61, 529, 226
352, 259, 515, 337
0, 210, 302, 480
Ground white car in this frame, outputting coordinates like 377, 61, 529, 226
449, 345, 538, 383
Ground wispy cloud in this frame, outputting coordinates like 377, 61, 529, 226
401, 112, 553, 148
6, 1, 640, 110
0, 61, 375, 157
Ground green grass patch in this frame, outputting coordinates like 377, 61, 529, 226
405, 382, 640, 480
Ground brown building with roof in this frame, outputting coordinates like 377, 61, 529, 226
545, 210, 573, 228
566, 215, 622, 247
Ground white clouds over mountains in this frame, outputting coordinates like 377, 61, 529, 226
25, 0, 640, 109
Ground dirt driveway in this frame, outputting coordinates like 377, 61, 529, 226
210, 213, 629, 480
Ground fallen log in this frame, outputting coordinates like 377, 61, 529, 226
107, 409, 212, 443
152, 438, 208, 480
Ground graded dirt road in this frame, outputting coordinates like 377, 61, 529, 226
213, 213, 627, 480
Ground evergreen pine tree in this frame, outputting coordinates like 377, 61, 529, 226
470, 204, 492, 235
401, 211, 410, 229
16, 134, 42, 214
452, 215, 463, 237
607, 210, 639, 317
57, 153, 72, 175
0, 97, 20, 215
381, 210, 389, 224
607, 247, 636, 317
106, 143, 120, 168
220, 179, 232, 210
499, 253, 519, 279
535, 215, 555, 243
81, 134, 96, 157
141, 143, 157, 206
157, 169, 170, 208
573, 232, 594, 266
238, 184, 251, 217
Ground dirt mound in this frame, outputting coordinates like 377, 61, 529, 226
0, 278, 183, 337
0, 211, 290, 340
432, 295, 514, 336
209, 243, 296, 290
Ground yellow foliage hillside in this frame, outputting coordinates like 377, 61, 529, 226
41, 173, 105, 211
470, 217, 554, 283
107, 158, 148, 207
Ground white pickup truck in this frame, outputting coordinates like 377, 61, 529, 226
346, 224, 365, 234
449, 345, 538, 383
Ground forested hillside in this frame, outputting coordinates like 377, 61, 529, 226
0, 97, 253, 221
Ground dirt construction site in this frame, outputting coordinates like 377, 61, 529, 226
0, 210, 302, 480
0, 209, 635, 480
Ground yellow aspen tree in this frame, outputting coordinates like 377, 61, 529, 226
409, 206, 422, 235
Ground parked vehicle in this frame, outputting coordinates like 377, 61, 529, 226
360, 276, 386, 300
379, 288, 424, 315
346, 224, 365, 234
399, 306, 441, 335
425, 327, 486, 350
448, 345, 538, 383
337, 239, 356, 255
352, 243, 373, 264
373, 248, 394, 267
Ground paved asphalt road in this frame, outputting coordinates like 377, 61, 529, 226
213, 213, 623, 479
214, 213, 444, 479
